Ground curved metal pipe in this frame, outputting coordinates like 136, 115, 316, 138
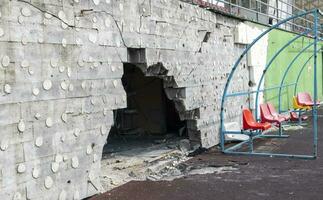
219, 9, 316, 150
277, 42, 314, 112
253, 30, 311, 118
294, 49, 323, 96
294, 56, 314, 96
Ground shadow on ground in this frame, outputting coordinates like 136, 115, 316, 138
90, 110, 323, 200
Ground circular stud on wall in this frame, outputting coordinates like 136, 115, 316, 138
21, 36, 28, 45
86, 144, 93, 155
50, 58, 59, 68
68, 83, 74, 91
35, 137, 43, 147
45, 117, 53, 128
61, 113, 67, 123
62, 38, 67, 47
74, 128, 80, 137
32, 167, 40, 179
17, 163, 26, 174
17, 120, 26, 133
43, 80, 52, 91
59, 190, 67, 200
58, 11, 66, 21
71, 156, 79, 169
21, 7, 32, 17
55, 154, 63, 163
4, 84, 11, 94
51, 162, 60, 173
60, 81, 68, 91
44, 13, 52, 19
88, 33, 97, 44
18, 16, 24, 24
93, 0, 100, 5
100, 125, 107, 135
44, 176, 54, 189
0, 139, 9, 151
59, 66, 65, 73
2, 55, 10, 67
34, 113, 41, 120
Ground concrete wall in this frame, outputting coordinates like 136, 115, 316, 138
0, 0, 248, 199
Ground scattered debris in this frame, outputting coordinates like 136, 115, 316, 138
100, 137, 237, 191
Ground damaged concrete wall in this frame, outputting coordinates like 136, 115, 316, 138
0, 0, 248, 199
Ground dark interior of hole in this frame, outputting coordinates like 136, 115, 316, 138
103, 63, 187, 154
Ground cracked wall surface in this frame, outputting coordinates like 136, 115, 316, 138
0, 0, 248, 199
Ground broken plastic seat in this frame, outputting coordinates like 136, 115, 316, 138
243, 108, 271, 131
267, 103, 290, 121
297, 92, 321, 107
290, 112, 308, 122
260, 104, 285, 125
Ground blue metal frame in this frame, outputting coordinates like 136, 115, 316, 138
277, 42, 315, 113
294, 49, 323, 96
294, 55, 314, 96
220, 9, 321, 159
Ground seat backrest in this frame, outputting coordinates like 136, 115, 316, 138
267, 103, 278, 116
260, 103, 273, 122
242, 109, 256, 130
297, 92, 313, 104
293, 96, 302, 109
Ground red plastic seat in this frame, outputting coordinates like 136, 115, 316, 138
267, 103, 290, 121
297, 92, 320, 107
260, 104, 285, 124
290, 112, 308, 122
243, 109, 271, 131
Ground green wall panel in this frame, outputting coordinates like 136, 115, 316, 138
264, 30, 323, 111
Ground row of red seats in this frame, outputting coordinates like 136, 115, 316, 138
242, 92, 320, 132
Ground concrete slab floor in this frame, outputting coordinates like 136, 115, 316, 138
91, 110, 323, 200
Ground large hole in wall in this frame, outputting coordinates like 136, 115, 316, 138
100, 63, 188, 190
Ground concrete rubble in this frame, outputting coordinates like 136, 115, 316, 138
100, 138, 237, 191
